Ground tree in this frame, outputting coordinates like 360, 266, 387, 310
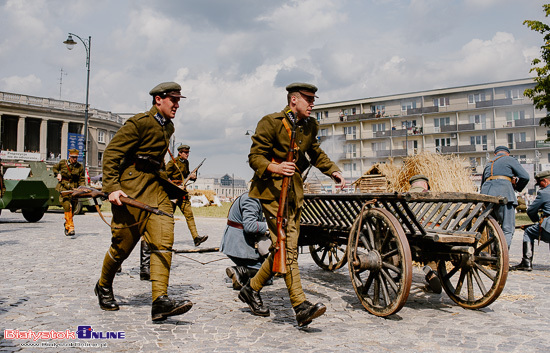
524, 4, 550, 128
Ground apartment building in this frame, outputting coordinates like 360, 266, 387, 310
313, 78, 549, 190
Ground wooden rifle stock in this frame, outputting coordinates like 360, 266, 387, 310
182, 158, 206, 187
272, 111, 297, 275
64, 186, 173, 218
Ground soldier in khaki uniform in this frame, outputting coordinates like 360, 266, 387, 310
166, 144, 208, 246
53, 148, 85, 236
95, 82, 193, 322
239, 82, 345, 327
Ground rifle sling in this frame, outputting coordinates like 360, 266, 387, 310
91, 197, 149, 230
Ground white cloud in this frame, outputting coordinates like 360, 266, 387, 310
0, 75, 42, 95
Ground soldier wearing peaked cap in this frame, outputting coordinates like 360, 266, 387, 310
53, 149, 85, 236
165, 144, 208, 247
511, 170, 550, 271
480, 145, 530, 248
239, 82, 346, 327
409, 174, 430, 192
95, 82, 193, 322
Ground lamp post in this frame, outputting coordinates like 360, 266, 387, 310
245, 130, 254, 136
63, 33, 91, 170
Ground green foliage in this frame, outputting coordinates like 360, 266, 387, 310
524, 4, 550, 129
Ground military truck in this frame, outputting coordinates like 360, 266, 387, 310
0, 160, 99, 221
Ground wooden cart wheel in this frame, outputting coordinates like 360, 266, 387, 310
347, 208, 412, 317
437, 216, 508, 309
309, 242, 347, 271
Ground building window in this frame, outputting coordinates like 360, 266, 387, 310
402, 120, 416, 129
344, 144, 357, 158
469, 114, 487, 129
506, 110, 525, 122
319, 128, 328, 137
470, 135, 487, 150
506, 89, 521, 99
372, 142, 386, 151
468, 93, 485, 104
316, 112, 322, 121
434, 117, 450, 132
372, 123, 385, 132
344, 126, 357, 139
351, 107, 356, 115
324, 111, 329, 118
435, 137, 451, 152
371, 105, 385, 117
403, 140, 418, 150
401, 101, 416, 111
98, 151, 103, 167
433, 97, 449, 107
507, 132, 526, 149
109, 131, 115, 141
343, 163, 357, 172
98, 130, 105, 143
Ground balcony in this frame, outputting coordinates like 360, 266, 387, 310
459, 145, 476, 152
441, 125, 457, 132
346, 112, 376, 121
345, 134, 357, 141
392, 149, 407, 157
475, 98, 512, 108
440, 145, 458, 153
407, 106, 439, 115
374, 130, 392, 137
375, 150, 391, 158
458, 123, 475, 131
515, 141, 535, 149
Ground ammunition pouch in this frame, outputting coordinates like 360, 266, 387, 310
132, 155, 162, 173
295, 150, 310, 175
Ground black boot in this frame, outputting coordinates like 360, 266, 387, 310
226, 266, 250, 290
294, 301, 326, 327
140, 240, 151, 281
151, 295, 193, 321
511, 241, 534, 271
238, 283, 270, 317
422, 265, 442, 294
94, 281, 119, 311
193, 235, 208, 246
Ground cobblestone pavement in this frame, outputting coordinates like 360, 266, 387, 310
1, 210, 550, 352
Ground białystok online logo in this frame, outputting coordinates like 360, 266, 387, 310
4, 326, 125, 341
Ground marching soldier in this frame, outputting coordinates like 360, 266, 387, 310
511, 170, 550, 271
95, 82, 193, 321
239, 82, 345, 327
480, 146, 529, 248
166, 144, 208, 246
53, 149, 85, 236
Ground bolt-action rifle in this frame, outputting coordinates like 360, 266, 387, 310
171, 158, 206, 188
272, 110, 297, 275
62, 186, 172, 218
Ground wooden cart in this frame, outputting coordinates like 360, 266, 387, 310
299, 192, 509, 317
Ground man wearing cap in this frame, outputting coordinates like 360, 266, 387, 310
95, 82, 193, 321
409, 174, 430, 192
511, 170, 550, 271
480, 146, 530, 248
166, 144, 208, 246
239, 82, 345, 327
53, 149, 85, 236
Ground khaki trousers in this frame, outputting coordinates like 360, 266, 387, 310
99, 190, 175, 301
250, 199, 306, 307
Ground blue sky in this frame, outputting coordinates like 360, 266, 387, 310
0, 0, 547, 179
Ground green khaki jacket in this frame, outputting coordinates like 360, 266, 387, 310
53, 159, 85, 192
248, 106, 340, 207
102, 106, 183, 206
166, 158, 190, 181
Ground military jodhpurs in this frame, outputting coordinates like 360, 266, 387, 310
497, 203, 516, 249
250, 199, 307, 308
522, 224, 550, 259
99, 190, 174, 302
175, 198, 199, 240
60, 196, 77, 213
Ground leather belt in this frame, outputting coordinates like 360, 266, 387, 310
487, 175, 512, 182
227, 219, 244, 229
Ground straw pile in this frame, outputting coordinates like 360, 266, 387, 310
367, 152, 475, 193
189, 189, 217, 203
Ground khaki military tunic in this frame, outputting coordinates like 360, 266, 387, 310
53, 159, 85, 212
100, 106, 184, 301
248, 106, 340, 307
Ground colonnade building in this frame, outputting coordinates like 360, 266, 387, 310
313, 78, 549, 190
0, 91, 125, 176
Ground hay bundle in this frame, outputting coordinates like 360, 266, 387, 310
390, 151, 475, 192
189, 189, 217, 203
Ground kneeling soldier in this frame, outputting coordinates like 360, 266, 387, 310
511, 170, 550, 271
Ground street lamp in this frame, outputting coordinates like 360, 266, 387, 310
245, 130, 254, 136
63, 33, 91, 169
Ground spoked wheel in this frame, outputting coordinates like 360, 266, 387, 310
309, 242, 347, 271
437, 216, 508, 309
347, 208, 412, 317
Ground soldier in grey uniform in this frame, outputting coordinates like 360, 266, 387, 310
220, 192, 271, 290
511, 170, 550, 271
480, 146, 529, 248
